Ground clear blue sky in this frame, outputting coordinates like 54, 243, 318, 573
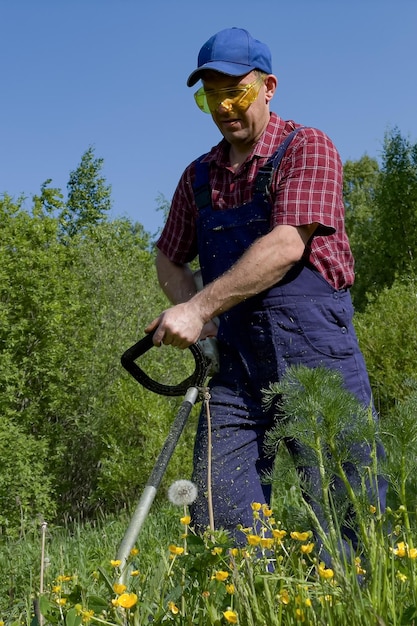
1, 0, 416, 235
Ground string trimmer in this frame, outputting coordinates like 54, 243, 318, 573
115, 331, 212, 575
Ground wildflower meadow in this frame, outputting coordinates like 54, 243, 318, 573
3, 366, 417, 625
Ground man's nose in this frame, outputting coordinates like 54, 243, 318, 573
216, 99, 233, 113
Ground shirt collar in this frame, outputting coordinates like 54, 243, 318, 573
202, 112, 288, 166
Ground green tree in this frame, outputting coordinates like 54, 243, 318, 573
344, 129, 417, 310
0, 188, 198, 528
60, 146, 112, 237
373, 128, 417, 286
0, 193, 69, 531
354, 277, 417, 416
343, 155, 380, 309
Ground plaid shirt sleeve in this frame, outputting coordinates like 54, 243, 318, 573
156, 163, 199, 264
272, 127, 343, 231
272, 127, 354, 288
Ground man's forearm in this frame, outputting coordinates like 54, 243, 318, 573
192, 223, 316, 323
155, 250, 197, 304
148, 224, 316, 348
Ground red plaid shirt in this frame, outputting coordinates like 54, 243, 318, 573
157, 113, 354, 289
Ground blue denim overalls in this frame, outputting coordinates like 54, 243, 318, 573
190, 131, 387, 554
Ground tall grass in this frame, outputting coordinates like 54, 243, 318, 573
2, 366, 417, 625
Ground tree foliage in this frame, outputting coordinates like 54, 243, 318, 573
373, 129, 417, 285
344, 128, 417, 310
343, 154, 380, 308
60, 146, 112, 237
354, 277, 417, 416
0, 157, 198, 533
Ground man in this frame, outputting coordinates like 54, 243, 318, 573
146, 27, 386, 552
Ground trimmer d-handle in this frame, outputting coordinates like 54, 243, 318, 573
121, 332, 212, 396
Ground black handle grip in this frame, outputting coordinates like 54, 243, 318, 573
121, 333, 211, 396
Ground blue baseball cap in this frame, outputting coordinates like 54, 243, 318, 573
187, 27, 272, 87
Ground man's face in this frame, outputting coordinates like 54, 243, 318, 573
201, 71, 274, 148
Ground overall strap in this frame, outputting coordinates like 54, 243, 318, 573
193, 154, 212, 211
253, 127, 306, 198
193, 127, 306, 210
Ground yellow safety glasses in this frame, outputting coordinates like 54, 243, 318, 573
194, 75, 265, 114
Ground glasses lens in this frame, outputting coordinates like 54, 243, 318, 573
194, 76, 264, 114
194, 87, 211, 113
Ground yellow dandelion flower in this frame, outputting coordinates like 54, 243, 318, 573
247, 534, 261, 546
355, 558, 366, 575
168, 544, 184, 555
295, 608, 305, 621
260, 538, 274, 549
223, 609, 238, 623
409, 548, 417, 559
110, 559, 122, 567
130, 548, 139, 556
130, 570, 140, 577
81, 610, 95, 623
57, 598, 67, 606
272, 529, 287, 540
116, 592, 138, 609
318, 594, 333, 606
230, 548, 240, 557
0, 621, 4, 626
251, 502, 262, 511
397, 572, 408, 583
305, 598, 312, 607
369, 505, 376, 514
226, 583, 235, 594
180, 515, 191, 525
391, 542, 407, 557
57, 575, 72, 582
278, 589, 290, 605
300, 542, 314, 554
168, 601, 179, 614
212, 547, 223, 555
318, 562, 334, 580
291, 531, 311, 542
214, 570, 229, 581
261, 504, 273, 517
52, 585, 61, 593
113, 583, 127, 595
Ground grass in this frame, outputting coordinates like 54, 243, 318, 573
0, 504, 179, 624
2, 366, 417, 625
2, 496, 417, 625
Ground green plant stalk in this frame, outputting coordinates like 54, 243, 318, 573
399, 452, 413, 541
327, 438, 370, 553
248, 579, 263, 624
240, 561, 262, 626
398, 449, 417, 607
262, 578, 280, 626
314, 430, 339, 551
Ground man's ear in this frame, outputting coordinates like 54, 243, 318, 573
265, 74, 278, 102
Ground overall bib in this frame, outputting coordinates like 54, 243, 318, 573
190, 132, 387, 551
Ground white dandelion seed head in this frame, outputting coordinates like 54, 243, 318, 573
168, 480, 198, 506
